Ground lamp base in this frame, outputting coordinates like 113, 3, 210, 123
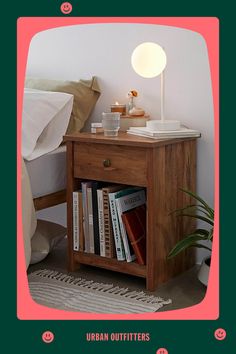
147, 119, 180, 131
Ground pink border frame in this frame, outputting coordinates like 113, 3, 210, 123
17, 17, 219, 320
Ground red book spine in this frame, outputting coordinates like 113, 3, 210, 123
121, 205, 146, 265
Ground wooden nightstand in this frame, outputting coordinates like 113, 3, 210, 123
64, 132, 197, 291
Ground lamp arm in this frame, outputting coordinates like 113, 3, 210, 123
160, 70, 165, 121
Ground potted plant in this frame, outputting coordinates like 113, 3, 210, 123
167, 189, 214, 286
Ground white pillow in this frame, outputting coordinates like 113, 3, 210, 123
30, 219, 66, 264
22, 88, 73, 161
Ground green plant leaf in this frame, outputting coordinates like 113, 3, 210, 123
167, 189, 214, 260
207, 228, 214, 241
180, 188, 214, 218
195, 228, 210, 236
167, 233, 210, 259
169, 204, 197, 215
189, 243, 212, 251
183, 206, 213, 220
171, 204, 213, 220
177, 213, 214, 226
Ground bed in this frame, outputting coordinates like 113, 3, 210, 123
21, 76, 101, 267
25, 145, 67, 211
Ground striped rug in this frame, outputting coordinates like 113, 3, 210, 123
28, 269, 172, 314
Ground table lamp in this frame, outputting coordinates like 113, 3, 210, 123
131, 42, 180, 131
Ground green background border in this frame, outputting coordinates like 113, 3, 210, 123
4, 0, 233, 352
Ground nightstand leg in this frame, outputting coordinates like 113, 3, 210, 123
146, 141, 197, 291
146, 276, 156, 292
68, 256, 80, 272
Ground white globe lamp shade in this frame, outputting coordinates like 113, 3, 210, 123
131, 42, 167, 78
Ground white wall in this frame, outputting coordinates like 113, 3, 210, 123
27, 23, 214, 263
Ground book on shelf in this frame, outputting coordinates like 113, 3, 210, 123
109, 189, 126, 261
87, 187, 94, 253
78, 191, 84, 251
91, 181, 104, 255
72, 191, 79, 251
127, 125, 201, 139
72, 190, 85, 252
81, 181, 92, 253
122, 204, 146, 265
103, 185, 123, 258
97, 188, 105, 257
74, 182, 146, 262
115, 187, 145, 262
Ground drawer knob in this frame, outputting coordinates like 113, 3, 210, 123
103, 159, 111, 168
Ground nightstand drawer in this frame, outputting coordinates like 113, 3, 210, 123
73, 142, 147, 186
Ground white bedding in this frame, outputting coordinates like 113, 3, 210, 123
25, 145, 67, 198
22, 88, 73, 161
21, 89, 72, 268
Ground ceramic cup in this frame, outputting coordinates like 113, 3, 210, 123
102, 112, 120, 137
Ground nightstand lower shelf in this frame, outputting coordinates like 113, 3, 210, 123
73, 252, 146, 278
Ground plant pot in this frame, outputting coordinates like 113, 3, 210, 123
198, 256, 211, 286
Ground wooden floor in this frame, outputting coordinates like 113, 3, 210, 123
28, 237, 206, 312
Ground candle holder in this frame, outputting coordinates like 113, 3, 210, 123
111, 103, 126, 116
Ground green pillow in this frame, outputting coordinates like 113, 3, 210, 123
25, 76, 101, 134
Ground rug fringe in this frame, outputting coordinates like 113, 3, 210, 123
30, 269, 172, 306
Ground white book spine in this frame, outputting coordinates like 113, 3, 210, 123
81, 183, 90, 253
115, 199, 136, 262
109, 193, 125, 261
97, 189, 105, 257
87, 187, 95, 253
72, 191, 79, 251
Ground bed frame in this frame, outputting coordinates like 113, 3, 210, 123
33, 189, 67, 211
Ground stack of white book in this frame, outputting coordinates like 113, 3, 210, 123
127, 125, 201, 139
